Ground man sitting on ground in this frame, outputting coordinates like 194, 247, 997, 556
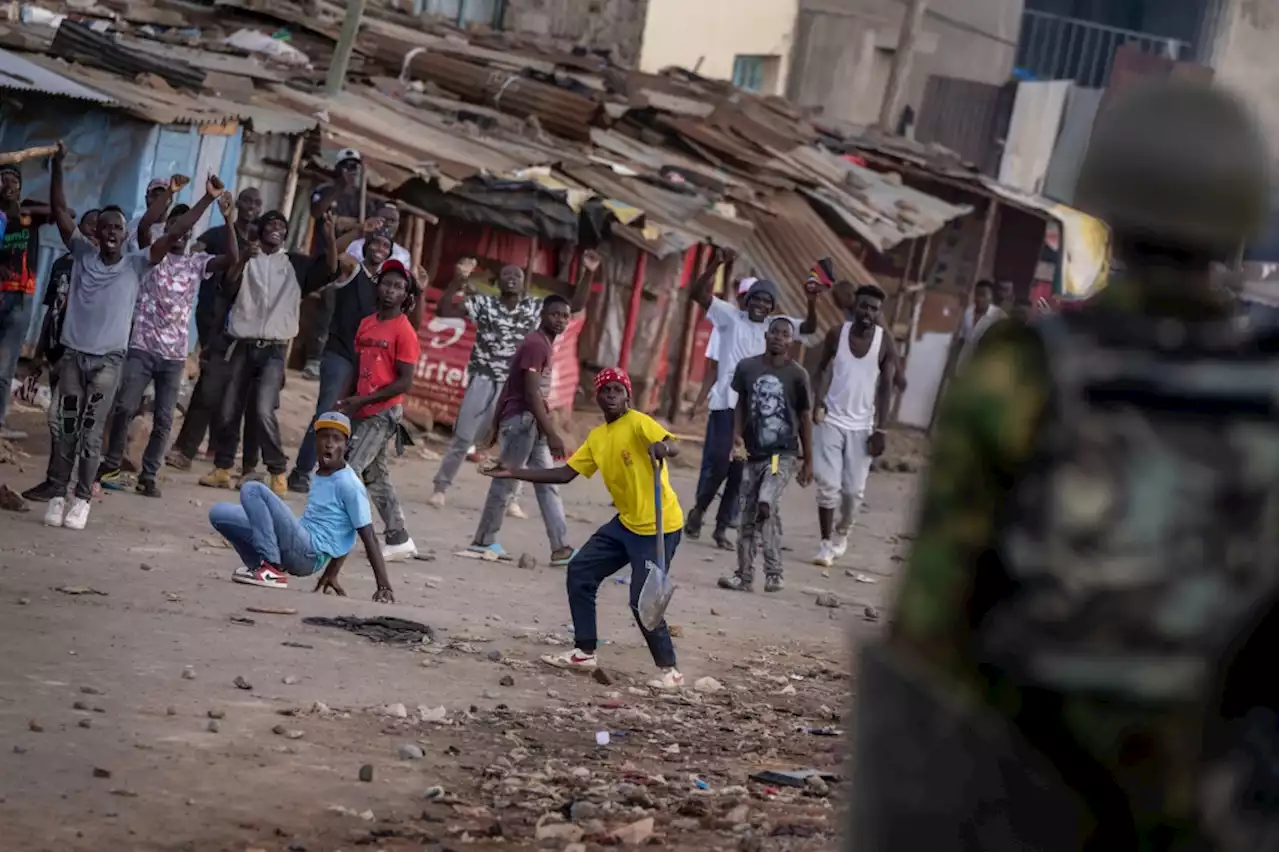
208, 410, 394, 601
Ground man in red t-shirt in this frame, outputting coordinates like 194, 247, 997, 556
335, 260, 421, 562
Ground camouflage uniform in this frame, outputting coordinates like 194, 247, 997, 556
878, 278, 1277, 850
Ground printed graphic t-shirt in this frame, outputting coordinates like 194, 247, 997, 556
300, 465, 373, 566
463, 293, 542, 381
568, 410, 684, 536
0, 206, 48, 295
354, 313, 421, 418
131, 251, 213, 360
731, 355, 811, 460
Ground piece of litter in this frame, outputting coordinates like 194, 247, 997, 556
55, 585, 108, 596
595, 731, 610, 746
246, 605, 298, 615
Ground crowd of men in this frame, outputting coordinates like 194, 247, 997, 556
1, 132, 911, 687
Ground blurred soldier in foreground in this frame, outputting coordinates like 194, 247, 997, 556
851, 80, 1277, 851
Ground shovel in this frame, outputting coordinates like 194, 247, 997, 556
637, 458, 676, 631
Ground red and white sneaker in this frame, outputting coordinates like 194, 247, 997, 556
541, 649, 598, 671
233, 562, 289, 590
647, 668, 685, 690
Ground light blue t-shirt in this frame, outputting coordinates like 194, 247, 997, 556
299, 466, 372, 560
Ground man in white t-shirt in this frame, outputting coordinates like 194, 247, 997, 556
684, 249, 816, 549
949, 279, 1006, 374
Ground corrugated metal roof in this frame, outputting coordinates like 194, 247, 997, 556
740, 192, 876, 331
778, 146, 974, 251
22, 55, 316, 132
0, 47, 113, 103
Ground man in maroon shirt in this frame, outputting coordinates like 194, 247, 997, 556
467, 295, 574, 565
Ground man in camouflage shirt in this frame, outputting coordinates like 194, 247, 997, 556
429, 252, 597, 508
852, 80, 1277, 852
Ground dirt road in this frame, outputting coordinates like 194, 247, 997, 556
0, 401, 919, 852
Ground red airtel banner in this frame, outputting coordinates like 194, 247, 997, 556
405, 310, 584, 428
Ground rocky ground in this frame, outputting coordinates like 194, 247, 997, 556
0, 382, 923, 852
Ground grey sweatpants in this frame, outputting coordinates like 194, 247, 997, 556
432, 374, 524, 504
813, 421, 872, 535
348, 405, 406, 537
735, 454, 797, 581
472, 411, 567, 552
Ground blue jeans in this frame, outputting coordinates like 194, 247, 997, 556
291, 351, 355, 479
0, 291, 31, 430
567, 516, 680, 668
47, 350, 124, 500
100, 349, 185, 481
692, 408, 743, 529
208, 481, 320, 575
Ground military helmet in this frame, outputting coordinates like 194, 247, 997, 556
1076, 79, 1274, 254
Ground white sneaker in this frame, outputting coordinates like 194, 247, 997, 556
382, 537, 418, 562
647, 668, 684, 690
830, 534, 849, 558
43, 496, 66, 528
63, 498, 91, 531
505, 501, 528, 520
541, 649, 598, 671
812, 540, 835, 567
427, 492, 446, 509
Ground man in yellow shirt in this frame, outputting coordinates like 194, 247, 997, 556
481, 367, 686, 690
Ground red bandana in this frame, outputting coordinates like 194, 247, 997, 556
594, 367, 632, 397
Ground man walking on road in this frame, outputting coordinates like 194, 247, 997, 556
684, 248, 816, 549
429, 251, 596, 509
810, 284, 897, 567
467, 296, 576, 565
718, 317, 813, 593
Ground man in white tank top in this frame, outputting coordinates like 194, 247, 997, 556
810, 283, 899, 567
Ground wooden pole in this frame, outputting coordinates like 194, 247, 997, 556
0, 144, 58, 166
878, 0, 928, 132
325, 0, 367, 97
974, 198, 1000, 281
426, 224, 444, 286
409, 215, 427, 329
280, 135, 305, 220
618, 249, 649, 371
665, 244, 704, 421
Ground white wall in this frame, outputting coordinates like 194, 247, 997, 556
1210, 0, 1278, 150
638, 0, 798, 95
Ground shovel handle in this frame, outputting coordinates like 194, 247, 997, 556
652, 457, 665, 573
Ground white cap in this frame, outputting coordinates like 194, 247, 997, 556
736, 276, 757, 295
336, 148, 361, 164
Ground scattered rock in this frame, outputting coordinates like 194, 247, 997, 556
17, 597, 29, 605
397, 744, 425, 760
864, 606, 880, 622
27, 720, 42, 733
181, 666, 196, 680
565, 844, 587, 852
92, 767, 112, 779
358, 764, 374, 783
591, 669, 612, 686
416, 705, 447, 723
516, 553, 537, 570
55, 585, 107, 596
229, 616, 255, 626
207, 709, 225, 719
109, 788, 138, 798
139, 562, 155, 571
232, 676, 252, 690
805, 775, 830, 797
726, 804, 751, 825
282, 675, 300, 685
667, 624, 684, 638
272, 724, 304, 739
535, 822, 584, 842
0, 484, 29, 512
206, 720, 220, 733
166, 706, 177, 716
611, 817, 655, 846
380, 703, 408, 718
779, 684, 798, 696
13, 745, 27, 754
693, 676, 724, 694
546, 689, 560, 699
815, 593, 841, 608
424, 785, 446, 801
78, 718, 92, 729
570, 800, 600, 822
73, 700, 90, 711
710, 607, 721, 616
78, 685, 103, 696
311, 701, 332, 715
486, 649, 503, 662
498, 675, 515, 687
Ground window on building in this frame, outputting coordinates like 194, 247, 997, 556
732, 55, 766, 92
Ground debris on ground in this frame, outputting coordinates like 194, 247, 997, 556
232, 676, 252, 690
0, 483, 29, 512
301, 615, 434, 646
55, 585, 108, 596
815, 593, 841, 608
246, 605, 298, 615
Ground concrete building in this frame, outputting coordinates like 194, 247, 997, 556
788, 0, 1023, 127
1207, 0, 1278, 148
637, 0, 798, 96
